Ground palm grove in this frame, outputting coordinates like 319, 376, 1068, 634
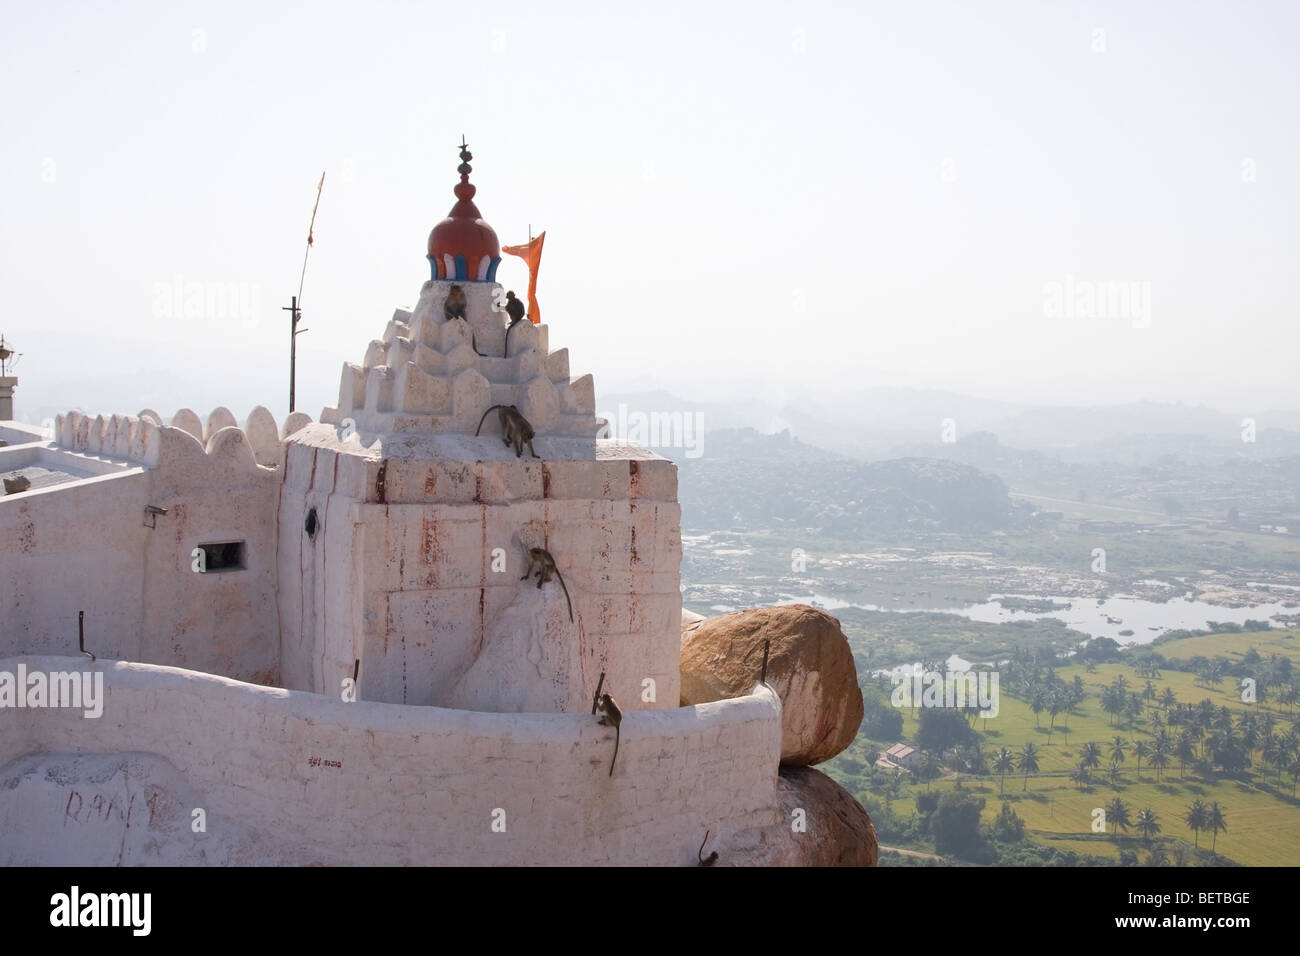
858, 639, 1300, 864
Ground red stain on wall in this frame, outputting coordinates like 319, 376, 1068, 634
421, 515, 439, 566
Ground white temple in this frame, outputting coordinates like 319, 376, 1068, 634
0, 147, 796, 866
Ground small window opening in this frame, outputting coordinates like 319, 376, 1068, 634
198, 541, 245, 572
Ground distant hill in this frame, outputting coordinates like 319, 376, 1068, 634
669, 427, 1022, 534
596, 387, 1300, 464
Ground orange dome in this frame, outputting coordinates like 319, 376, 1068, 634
427, 143, 502, 282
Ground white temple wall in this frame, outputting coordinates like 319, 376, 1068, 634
0, 469, 151, 652
275, 427, 683, 711
0, 656, 782, 866
0, 426, 280, 683
275, 441, 365, 694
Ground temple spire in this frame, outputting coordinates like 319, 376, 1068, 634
427, 138, 501, 282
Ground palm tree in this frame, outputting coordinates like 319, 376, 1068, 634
1262, 734, 1283, 779
1282, 730, 1300, 768
1159, 687, 1178, 713
1239, 719, 1259, 762
1288, 755, 1300, 799
1184, 800, 1208, 849
1105, 797, 1132, 836
1150, 743, 1169, 782
1136, 807, 1161, 844
1264, 655, 1289, 698
1018, 742, 1040, 791
993, 747, 1014, 794
1215, 706, 1233, 732
1107, 763, 1122, 788
1134, 739, 1150, 776
1080, 741, 1103, 771
1071, 763, 1091, 790
1209, 660, 1228, 691
1176, 731, 1197, 779
1047, 690, 1065, 742
1206, 802, 1227, 854
1143, 680, 1157, 712
1109, 736, 1127, 770
1262, 710, 1278, 740
1101, 686, 1120, 726
1030, 688, 1046, 728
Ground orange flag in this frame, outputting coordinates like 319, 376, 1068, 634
501, 231, 545, 324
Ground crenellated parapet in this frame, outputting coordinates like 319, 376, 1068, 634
52, 405, 312, 473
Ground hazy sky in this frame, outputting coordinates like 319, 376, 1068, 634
2, 0, 1297, 426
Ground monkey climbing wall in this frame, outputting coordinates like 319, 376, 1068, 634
276, 278, 683, 714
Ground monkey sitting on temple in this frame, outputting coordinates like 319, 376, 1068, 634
444, 284, 468, 322
504, 290, 525, 324
502, 291, 526, 356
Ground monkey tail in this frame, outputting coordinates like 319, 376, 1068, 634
699, 829, 710, 863
471, 333, 487, 357
609, 723, 619, 777
554, 568, 574, 622
475, 405, 505, 436
503, 317, 520, 357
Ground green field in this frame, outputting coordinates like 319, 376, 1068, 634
844, 629, 1300, 866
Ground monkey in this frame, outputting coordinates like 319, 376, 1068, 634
596, 692, 622, 777
504, 289, 526, 325
519, 546, 573, 621
697, 830, 719, 866
475, 404, 540, 459
502, 290, 526, 357
443, 284, 468, 322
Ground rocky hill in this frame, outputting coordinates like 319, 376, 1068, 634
670, 428, 1022, 534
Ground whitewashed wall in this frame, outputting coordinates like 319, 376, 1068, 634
0, 656, 782, 866
0, 424, 280, 683
277, 425, 683, 712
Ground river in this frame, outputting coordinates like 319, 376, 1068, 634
770, 592, 1297, 645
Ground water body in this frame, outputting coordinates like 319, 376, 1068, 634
778, 592, 1297, 645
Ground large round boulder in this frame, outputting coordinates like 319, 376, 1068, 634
679, 604, 863, 766
730, 766, 878, 866
779, 766, 878, 866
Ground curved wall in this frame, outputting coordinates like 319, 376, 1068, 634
0, 656, 782, 866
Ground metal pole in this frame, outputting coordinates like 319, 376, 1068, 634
283, 296, 299, 413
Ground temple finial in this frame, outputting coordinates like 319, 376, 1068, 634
457, 137, 473, 178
